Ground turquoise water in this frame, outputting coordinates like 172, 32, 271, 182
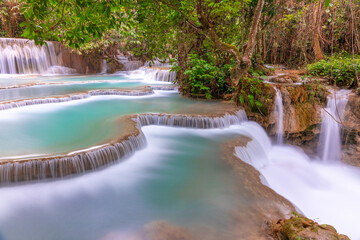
0, 74, 138, 87
0, 126, 245, 240
0, 92, 227, 159
0, 72, 250, 240
0, 72, 174, 101
0, 81, 146, 101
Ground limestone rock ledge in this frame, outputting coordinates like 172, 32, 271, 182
267, 215, 350, 240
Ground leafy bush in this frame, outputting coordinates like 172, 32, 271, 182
238, 77, 273, 114
307, 56, 360, 87
183, 54, 233, 99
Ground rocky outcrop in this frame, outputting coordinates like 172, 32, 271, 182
267, 215, 350, 240
342, 93, 360, 166
247, 83, 326, 151
51, 42, 107, 74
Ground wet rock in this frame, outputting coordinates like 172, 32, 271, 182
266, 85, 323, 144
51, 41, 104, 74
269, 75, 294, 84
268, 215, 350, 240
342, 93, 360, 166
143, 221, 195, 240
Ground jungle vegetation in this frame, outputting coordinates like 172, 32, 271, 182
1, 0, 359, 101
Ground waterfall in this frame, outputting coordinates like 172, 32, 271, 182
100, 60, 107, 74
144, 59, 171, 67
144, 67, 176, 82
0, 132, 147, 183
0, 89, 155, 111
0, 38, 61, 75
137, 110, 247, 129
117, 56, 143, 71
0, 110, 246, 184
274, 87, 284, 144
234, 120, 360, 239
149, 86, 178, 91
318, 89, 350, 163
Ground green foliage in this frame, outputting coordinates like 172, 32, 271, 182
307, 55, 360, 87
325, 0, 331, 8
0, 0, 24, 38
20, 0, 132, 48
239, 77, 264, 108
183, 54, 233, 99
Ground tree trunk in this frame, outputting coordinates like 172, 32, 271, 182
196, 0, 265, 87
313, 0, 324, 61
235, 0, 265, 88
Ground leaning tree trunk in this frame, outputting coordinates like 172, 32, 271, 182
237, 0, 265, 83
196, 0, 265, 87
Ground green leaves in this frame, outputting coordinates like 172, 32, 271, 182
308, 55, 360, 86
325, 0, 331, 8
183, 54, 233, 99
20, 0, 131, 48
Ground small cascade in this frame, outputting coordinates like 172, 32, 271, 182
100, 59, 107, 74
0, 110, 246, 184
318, 89, 350, 163
274, 87, 284, 144
0, 38, 62, 75
148, 85, 178, 91
234, 120, 360, 239
0, 89, 155, 111
117, 55, 143, 71
144, 59, 172, 67
136, 110, 247, 129
0, 132, 147, 183
144, 67, 176, 82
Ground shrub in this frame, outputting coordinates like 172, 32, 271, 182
307, 55, 360, 87
183, 54, 233, 99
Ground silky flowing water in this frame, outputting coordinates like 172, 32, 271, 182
0, 91, 235, 159
0, 40, 359, 239
0, 126, 247, 240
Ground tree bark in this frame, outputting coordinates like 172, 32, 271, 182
196, 0, 265, 87
313, 0, 324, 61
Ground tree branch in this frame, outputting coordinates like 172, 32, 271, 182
157, 0, 201, 31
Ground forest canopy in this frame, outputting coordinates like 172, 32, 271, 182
1, 0, 359, 100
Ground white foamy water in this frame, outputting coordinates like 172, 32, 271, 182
235, 121, 360, 239
274, 87, 283, 144
0, 126, 245, 240
0, 38, 64, 75
318, 89, 350, 163
144, 67, 176, 82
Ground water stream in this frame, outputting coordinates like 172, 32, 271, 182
318, 89, 350, 163
0, 38, 63, 75
235, 91, 360, 239
0, 39, 359, 239
274, 87, 283, 144
0, 126, 246, 240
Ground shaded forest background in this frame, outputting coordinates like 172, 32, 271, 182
1, 0, 359, 101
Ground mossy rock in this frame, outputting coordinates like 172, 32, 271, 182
269, 215, 350, 240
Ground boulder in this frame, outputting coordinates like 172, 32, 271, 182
268, 215, 350, 240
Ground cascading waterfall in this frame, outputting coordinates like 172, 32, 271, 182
144, 67, 176, 82
0, 38, 61, 75
0, 110, 246, 184
100, 59, 107, 74
0, 89, 155, 111
117, 56, 143, 71
0, 132, 147, 183
137, 110, 247, 129
318, 89, 350, 163
274, 87, 284, 144
234, 119, 360, 239
144, 59, 171, 67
